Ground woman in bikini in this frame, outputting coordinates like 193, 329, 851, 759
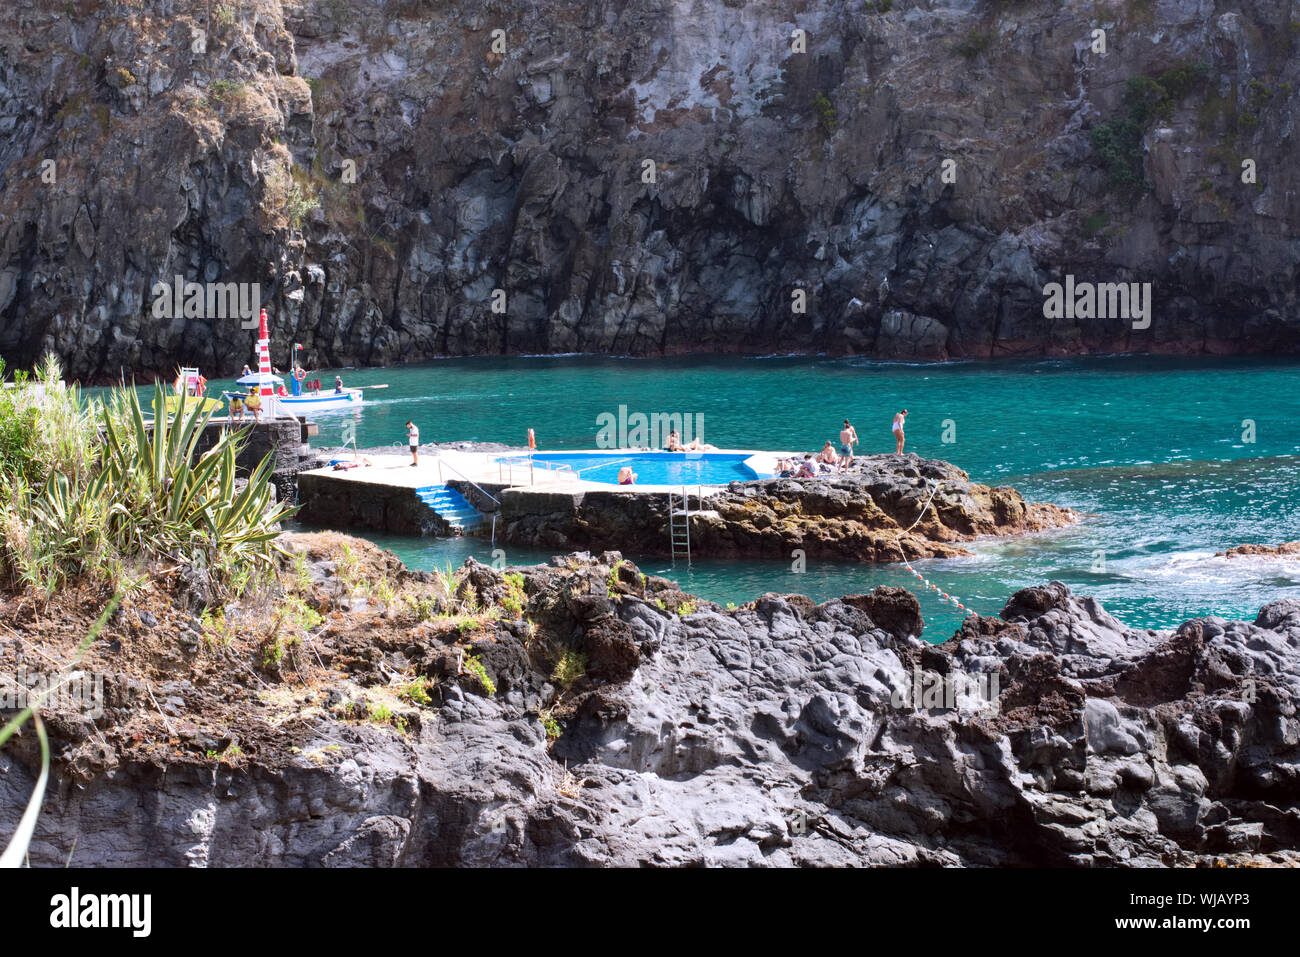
892, 409, 908, 454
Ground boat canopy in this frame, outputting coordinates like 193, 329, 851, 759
236, 371, 284, 387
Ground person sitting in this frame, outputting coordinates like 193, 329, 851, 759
816, 441, 837, 466
663, 430, 715, 452
244, 387, 262, 422
617, 466, 638, 486
796, 455, 816, 478
275, 383, 288, 397
683, 436, 716, 451
240, 364, 252, 376
228, 393, 244, 423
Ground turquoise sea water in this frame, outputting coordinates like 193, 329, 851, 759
202, 354, 1298, 641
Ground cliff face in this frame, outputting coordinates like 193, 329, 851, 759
1, 0, 1298, 378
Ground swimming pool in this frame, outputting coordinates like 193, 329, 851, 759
511, 451, 769, 486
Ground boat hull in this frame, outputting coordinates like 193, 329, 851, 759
155, 395, 224, 416
274, 389, 363, 414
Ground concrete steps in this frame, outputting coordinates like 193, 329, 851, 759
416, 484, 486, 533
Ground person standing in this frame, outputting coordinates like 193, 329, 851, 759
837, 419, 858, 472
893, 409, 908, 454
406, 420, 420, 466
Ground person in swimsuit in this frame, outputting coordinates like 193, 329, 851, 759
816, 440, 837, 465
665, 429, 682, 451
618, 466, 638, 485
796, 455, 816, 478
893, 409, 908, 454
837, 419, 858, 472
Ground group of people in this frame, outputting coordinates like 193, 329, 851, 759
238, 365, 345, 397
776, 410, 909, 478
227, 386, 263, 423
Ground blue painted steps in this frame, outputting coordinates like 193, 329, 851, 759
416, 484, 485, 533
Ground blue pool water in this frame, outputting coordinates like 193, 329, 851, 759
518, 451, 764, 485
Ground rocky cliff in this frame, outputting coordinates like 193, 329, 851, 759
2, 0, 1298, 379
3, 539, 1298, 866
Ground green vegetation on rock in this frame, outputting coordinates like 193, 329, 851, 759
1089, 62, 1211, 192
0, 356, 293, 597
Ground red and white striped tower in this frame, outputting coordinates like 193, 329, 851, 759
256, 307, 275, 406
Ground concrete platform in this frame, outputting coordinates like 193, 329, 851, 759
296, 447, 789, 495
294, 447, 798, 538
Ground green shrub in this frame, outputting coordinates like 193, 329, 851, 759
0, 360, 293, 597
501, 571, 526, 617
810, 90, 837, 138
399, 676, 433, 706
463, 649, 496, 695
1089, 62, 1211, 192
550, 650, 587, 689
207, 79, 244, 103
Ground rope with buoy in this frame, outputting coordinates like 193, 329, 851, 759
896, 478, 975, 616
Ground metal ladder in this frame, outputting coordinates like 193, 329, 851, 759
668, 486, 691, 565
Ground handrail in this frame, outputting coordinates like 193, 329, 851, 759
436, 456, 501, 506
495, 453, 583, 486
574, 457, 635, 477
497, 454, 637, 484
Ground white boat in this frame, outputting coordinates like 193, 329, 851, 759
240, 309, 367, 417
272, 388, 363, 415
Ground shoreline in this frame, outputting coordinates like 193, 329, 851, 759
56, 349, 1300, 388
